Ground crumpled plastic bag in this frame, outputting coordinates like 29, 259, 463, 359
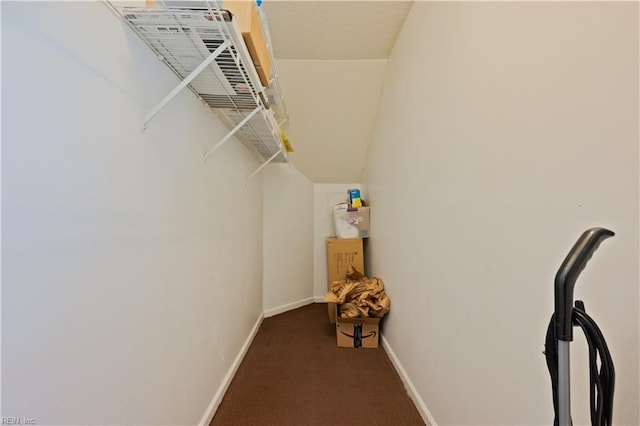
324, 265, 391, 319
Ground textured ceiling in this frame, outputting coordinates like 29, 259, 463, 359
262, 1, 413, 60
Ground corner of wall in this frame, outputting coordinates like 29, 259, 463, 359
263, 164, 314, 313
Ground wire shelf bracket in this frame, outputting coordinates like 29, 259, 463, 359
204, 106, 260, 162
246, 148, 282, 183
141, 41, 229, 132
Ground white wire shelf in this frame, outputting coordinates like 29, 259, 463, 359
119, 1, 288, 165
219, 108, 287, 162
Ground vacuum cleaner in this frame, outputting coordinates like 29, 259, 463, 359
545, 227, 616, 426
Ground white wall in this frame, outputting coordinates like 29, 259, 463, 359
276, 60, 386, 183
263, 164, 314, 315
363, 2, 639, 425
2, 2, 264, 424
312, 184, 361, 299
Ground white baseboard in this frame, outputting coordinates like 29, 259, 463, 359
380, 334, 438, 426
313, 296, 325, 303
263, 297, 314, 318
198, 313, 264, 426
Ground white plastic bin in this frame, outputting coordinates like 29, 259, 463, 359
333, 203, 370, 239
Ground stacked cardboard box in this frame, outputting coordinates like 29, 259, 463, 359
326, 237, 364, 324
336, 315, 381, 349
325, 267, 390, 349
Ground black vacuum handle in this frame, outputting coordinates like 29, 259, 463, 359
554, 227, 614, 341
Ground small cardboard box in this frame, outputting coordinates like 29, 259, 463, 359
326, 237, 364, 323
224, 0, 272, 87
336, 315, 381, 348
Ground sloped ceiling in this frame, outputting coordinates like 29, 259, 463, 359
274, 59, 387, 183
263, 1, 413, 60
262, 1, 413, 183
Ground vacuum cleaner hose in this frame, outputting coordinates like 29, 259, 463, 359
545, 302, 615, 426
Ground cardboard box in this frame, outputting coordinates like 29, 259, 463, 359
333, 204, 370, 239
348, 188, 362, 207
336, 315, 380, 348
326, 237, 364, 323
224, 1, 272, 87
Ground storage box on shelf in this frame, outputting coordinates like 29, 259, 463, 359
223, 0, 271, 87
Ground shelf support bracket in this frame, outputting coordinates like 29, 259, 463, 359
141, 41, 229, 131
204, 107, 260, 161
278, 116, 290, 127
246, 149, 282, 183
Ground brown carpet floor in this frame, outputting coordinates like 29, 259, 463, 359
211, 303, 425, 426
